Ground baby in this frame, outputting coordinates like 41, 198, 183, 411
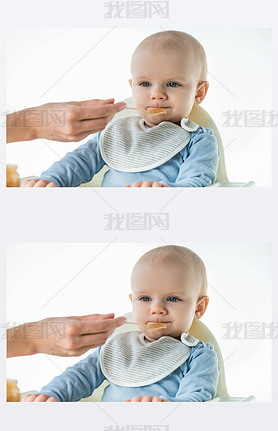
22, 245, 219, 402
23, 30, 219, 188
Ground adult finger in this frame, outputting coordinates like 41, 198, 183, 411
76, 102, 127, 121
72, 332, 113, 350
73, 313, 116, 321
76, 316, 127, 335
73, 98, 115, 107
75, 117, 112, 133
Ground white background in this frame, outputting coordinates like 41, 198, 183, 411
7, 243, 271, 401
6, 28, 271, 186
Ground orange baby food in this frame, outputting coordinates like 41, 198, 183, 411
7, 379, 20, 402
147, 108, 167, 115
148, 323, 167, 329
6, 165, 20, 187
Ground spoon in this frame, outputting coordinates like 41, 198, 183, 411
125, 107, 167, 115
125, 321, 167, 329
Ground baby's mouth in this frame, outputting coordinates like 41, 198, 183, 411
146, 321, 169, 329
145, 107, 169, 115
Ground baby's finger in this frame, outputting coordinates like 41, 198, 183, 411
141, 396, 153, 402
21, 179, 39, 187
33, 180, 51, 187
152, 396, 168, 402
45, 182, 57, 187
141, 181, 153, 187
21, 394, 37, 402
152, 182, 167, 187
45, 397, 58, 402
130, 396, 143, 402
130, 181, 143, 187
33, 394, 50, 402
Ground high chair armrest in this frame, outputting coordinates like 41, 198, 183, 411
208, 395, 255, 402
208, 181, 255, 187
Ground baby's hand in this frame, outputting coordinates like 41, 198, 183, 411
21, 179, 57, 187
125, 181, 169, 188
125, 396, 169, 402
21, 394, 58, 402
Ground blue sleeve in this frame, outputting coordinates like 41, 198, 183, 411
38, 347, 105, 402
39, 132, 105, 187
164, 342, 220, 402
162, 128, 219, 187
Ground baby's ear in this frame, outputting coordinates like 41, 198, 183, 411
128, 79, 133, 88
128, 294, 133, 302
194, 296, 209, 319
195, 81, 209, 105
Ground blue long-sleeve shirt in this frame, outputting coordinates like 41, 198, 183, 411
39, 125, 219, 187
39, 341, 219, 402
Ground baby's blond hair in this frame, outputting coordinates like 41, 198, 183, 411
131, 30, 207, 83
132, 245, 207, 297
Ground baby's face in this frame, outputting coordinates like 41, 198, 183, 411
130, 47, 201, 127
130, 261, 201, 342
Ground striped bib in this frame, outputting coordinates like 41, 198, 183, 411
99, 116, 199, 173
99, 331, 199, 387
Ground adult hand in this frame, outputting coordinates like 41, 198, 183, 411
125, 181, 169, 187
7, 313, 127, 357
6, 99, 126, 143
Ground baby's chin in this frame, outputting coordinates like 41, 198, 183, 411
143, 329, 182, 342
143, 115, 183, 128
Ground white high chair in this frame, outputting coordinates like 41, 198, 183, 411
80, 312, 255, 402
80, 98, 255, 188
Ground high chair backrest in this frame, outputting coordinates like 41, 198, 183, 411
115, 312, 229, 398
113, 98, 228, 183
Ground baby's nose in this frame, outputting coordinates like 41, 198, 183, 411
150, 85, 167, 100
151, 302, 167, 314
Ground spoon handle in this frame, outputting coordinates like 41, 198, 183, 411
125, 321, 142, 325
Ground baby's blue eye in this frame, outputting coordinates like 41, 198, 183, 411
140, 82, 151, 87
167, 82, 179, 87
140, 296, 151, 301
167, 297, 180, 302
